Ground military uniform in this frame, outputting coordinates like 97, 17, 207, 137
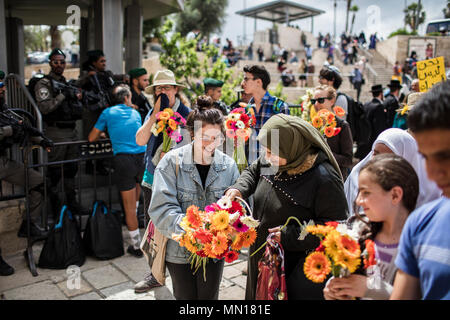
35, 69, 81, 213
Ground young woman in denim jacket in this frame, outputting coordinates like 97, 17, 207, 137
148, 96, 240, 300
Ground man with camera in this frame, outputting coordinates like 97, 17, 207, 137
1, 71, 52, 276
34, 48, 87, 216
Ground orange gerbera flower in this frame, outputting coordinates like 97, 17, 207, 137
203, 243, 215, 258
210, 210, 230, 231
333, 106, 345, 118
231, 233, 244, 251
326, 112, 336, 125
324, 126, 335, 138
158, 111, 170, 121
317, 109, 329, 117
211, 232, 228, 256
312, 116, 323, 128
163, 108, 174, 117
304, 252, 331, 283
186, 205, 202, 229
241, 228, 257, 247
168, 118, 178, 131
306, 225, 334, 237
225, 119, 234, 129
335, 252, 361, 273
322, 230, 341, 260
363, 239, 377, 269
338, 235, 361, 259
183, 232, 198, 254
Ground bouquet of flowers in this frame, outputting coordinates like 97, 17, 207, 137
151, 108, 186, 152
311, 107, 345, 138
224, 104, 256, 173
302, 221, 376, 283
173, 196, 259, 280
297, 90, 345, 138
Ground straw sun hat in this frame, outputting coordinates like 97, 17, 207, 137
144, 69, 184, 95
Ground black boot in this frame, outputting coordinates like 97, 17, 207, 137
0, 251, 15, 276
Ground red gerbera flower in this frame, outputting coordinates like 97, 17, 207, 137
194, 229, 213, 244
224, 250, 239, 263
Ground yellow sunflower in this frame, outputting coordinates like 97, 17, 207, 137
334, 253, 361, 274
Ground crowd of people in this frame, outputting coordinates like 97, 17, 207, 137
0, 36, 449, 302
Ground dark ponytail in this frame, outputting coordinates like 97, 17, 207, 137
186, 95, 224, 136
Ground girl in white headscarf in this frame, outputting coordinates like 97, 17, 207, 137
345, 128, 442, 216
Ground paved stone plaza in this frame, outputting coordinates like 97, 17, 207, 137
0, 226, 248, 300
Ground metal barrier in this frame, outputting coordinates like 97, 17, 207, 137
1, 139, 116, 276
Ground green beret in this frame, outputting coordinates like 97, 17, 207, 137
0, 70, 5, 80
128, 68, 147, 79
203, 77, 224, 88
49, 48, 66, 59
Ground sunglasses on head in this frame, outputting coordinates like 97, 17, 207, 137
311, 97, 332, 104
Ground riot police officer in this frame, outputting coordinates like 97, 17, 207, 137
34, 48, 86, 215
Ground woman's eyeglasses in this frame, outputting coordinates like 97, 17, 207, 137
310, 97, 332, 105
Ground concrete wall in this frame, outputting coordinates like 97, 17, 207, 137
377, 35, 450, 67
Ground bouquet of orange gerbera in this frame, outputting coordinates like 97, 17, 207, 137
303, 221, 375, 283
173, 196, 259, 280
310, 107, 345, 138
151, 108, 186, 153
224, 104, 256, 173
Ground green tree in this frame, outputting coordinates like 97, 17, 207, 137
155, 19, 239, 105
444, 0, 450, 18
349, 5, 359, 35
175, 0, 228, 39
404, 2, 426, 33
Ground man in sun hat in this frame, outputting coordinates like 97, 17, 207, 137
129, 67, 151, 123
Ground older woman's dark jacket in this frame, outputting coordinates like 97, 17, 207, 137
232, 150, 348, 300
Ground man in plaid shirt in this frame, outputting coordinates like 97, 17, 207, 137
241, 65, 290, 162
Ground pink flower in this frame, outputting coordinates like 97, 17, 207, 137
232, 218, 249, 233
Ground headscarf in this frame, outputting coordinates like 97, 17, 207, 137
344, 128, 442, 215
257, 114, 342, 180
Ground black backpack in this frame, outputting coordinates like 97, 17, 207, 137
38, 205, 86, 269
83, 200, 124, 260
337, 92, 371, 145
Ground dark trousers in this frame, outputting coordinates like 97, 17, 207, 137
166, 260, 224, 300
142, 185, 152, 228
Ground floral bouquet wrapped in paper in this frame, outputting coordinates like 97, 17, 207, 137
302, 221, 376, 283
173, 197, 259, 280
151, 107, 187, 153
224, 104, 256, 173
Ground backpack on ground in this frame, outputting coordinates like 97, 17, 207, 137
83, 200, 124, 260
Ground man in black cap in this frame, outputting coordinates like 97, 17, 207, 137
34, 48, 88, 216
384, 79, 402, 128
129, 68, 151, 122
203, 77, 229, 115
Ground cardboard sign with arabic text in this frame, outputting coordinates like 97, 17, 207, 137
417, 57, 447, 92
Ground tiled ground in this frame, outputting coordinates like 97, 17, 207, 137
0, 227, 247, 300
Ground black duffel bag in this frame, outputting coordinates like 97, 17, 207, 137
38, 205, 86, 269
83, 200, 124, 260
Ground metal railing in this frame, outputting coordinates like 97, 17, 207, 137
1, 139, 116, 277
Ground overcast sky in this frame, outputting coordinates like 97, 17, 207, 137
218, 0, 448, 46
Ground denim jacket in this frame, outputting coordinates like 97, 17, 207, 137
148, 143, 240, 264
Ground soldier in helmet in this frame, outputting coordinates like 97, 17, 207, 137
203, 77, 229, 115
34, 48, 87, 216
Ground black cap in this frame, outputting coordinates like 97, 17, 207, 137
49, 48, 66, 59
